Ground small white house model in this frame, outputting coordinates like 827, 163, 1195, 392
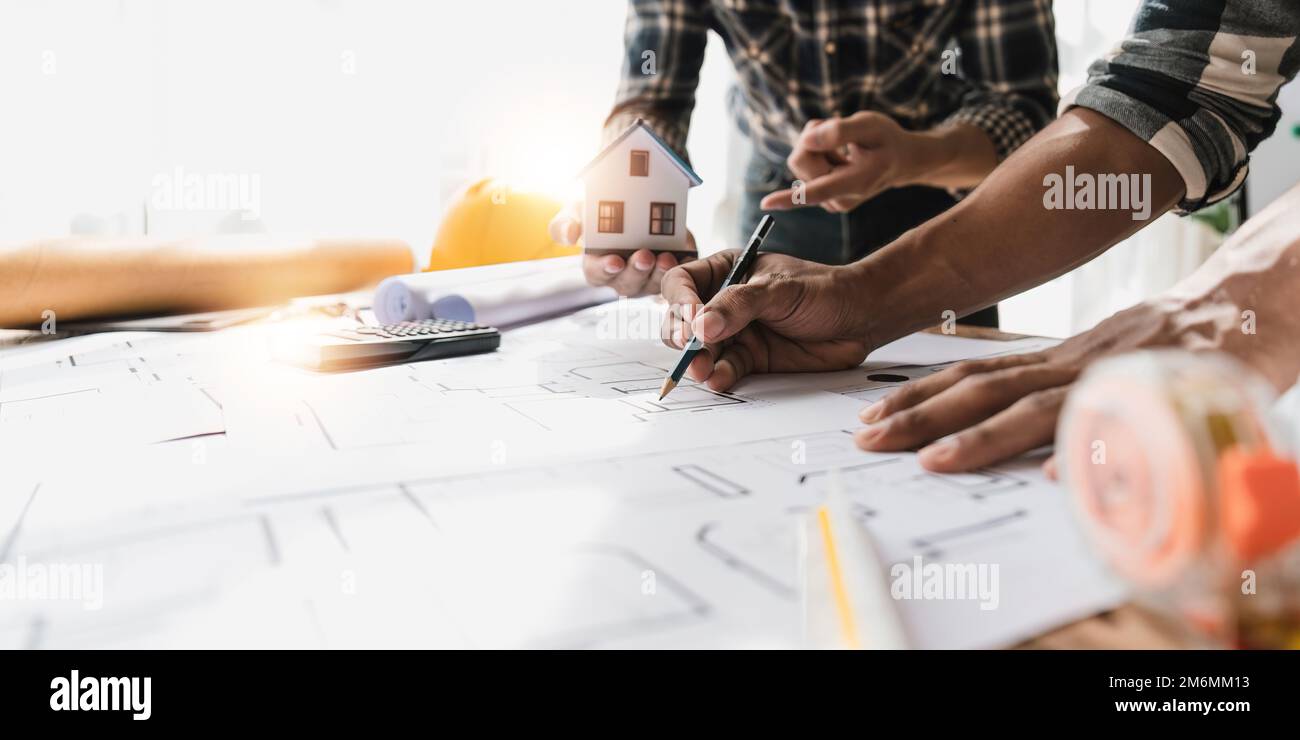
578, 119, 703, 254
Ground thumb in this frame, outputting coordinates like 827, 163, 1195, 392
548, 201, 583, 244
1042, 454, 1059, 481
548, 215, 582, 245
693, 279, 797, 343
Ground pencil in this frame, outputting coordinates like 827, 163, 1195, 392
658, 215, 775, 400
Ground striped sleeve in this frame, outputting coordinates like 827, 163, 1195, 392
1061, 0, 1300, 213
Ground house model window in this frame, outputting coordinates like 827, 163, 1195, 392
597, 201, 624, 233
649, 202, 675, 235
630, 150, 649, 177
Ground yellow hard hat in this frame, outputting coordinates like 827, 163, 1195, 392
425, 178, 579, 272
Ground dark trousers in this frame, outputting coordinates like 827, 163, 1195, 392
738, 155, 999, 328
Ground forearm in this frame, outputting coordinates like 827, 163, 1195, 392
901, 123, 999, 190
850, 108, 1184, 348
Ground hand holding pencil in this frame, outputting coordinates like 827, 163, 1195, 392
659, 216, 773, 399
658, 218, 874, 394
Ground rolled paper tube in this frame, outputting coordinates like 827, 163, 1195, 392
0, 235, 415, 328
373, 256, 615, 327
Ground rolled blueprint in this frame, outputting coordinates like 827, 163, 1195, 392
373, 256, 617, 327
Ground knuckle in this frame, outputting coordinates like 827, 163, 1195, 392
875, 390, 905, 415
885, 384, 918, 408
889, 407, 927, 434
951, 373, 984, 395
975, 369, 1022, 396
723, 282, 759, 308
950, 357, 1008, 382
1023, 387, 1066, 412
961, 424, 997, 450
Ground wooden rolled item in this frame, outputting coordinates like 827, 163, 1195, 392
0, 235, 415, 328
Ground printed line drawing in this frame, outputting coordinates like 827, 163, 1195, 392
672, 464, 750, 498
567, 361, 666, 382
797, 457, 902, 484
696, 521, 798, 601
922, 469, 1030, 499
910, 509, 1030, 558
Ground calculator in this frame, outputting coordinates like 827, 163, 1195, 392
276, 318, 501, 371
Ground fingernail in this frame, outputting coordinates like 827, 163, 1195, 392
604, 262, 621, 274
918, 440, 956, 466
1042, 456, 1059, 481
695, 312, 724, 342
634, 257, 652, 271
855, 423, 886, 446
859, 401, 885, 423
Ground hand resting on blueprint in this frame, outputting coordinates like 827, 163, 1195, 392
857, 302, 1199, 474
859, 184, 1300, 473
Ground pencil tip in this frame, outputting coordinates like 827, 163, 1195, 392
658, 378, 676, 401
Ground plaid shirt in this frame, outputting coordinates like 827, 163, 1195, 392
605, 0, 1059, 168
1063, 0, 1300, 213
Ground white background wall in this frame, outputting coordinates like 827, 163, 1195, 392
3, 1, 1296, 338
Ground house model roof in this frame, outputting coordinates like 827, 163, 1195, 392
577, 118, 703, 187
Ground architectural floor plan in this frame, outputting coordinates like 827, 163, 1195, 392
0, 304, 1119, 649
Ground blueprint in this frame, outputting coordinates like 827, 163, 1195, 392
0, 302, 1118, 649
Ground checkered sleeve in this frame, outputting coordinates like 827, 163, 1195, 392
1061, 0, 1300, 213
603, 0, 710, 160
942, 0, 1059, 162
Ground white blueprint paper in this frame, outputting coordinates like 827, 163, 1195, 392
0, 301, 1121, 649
